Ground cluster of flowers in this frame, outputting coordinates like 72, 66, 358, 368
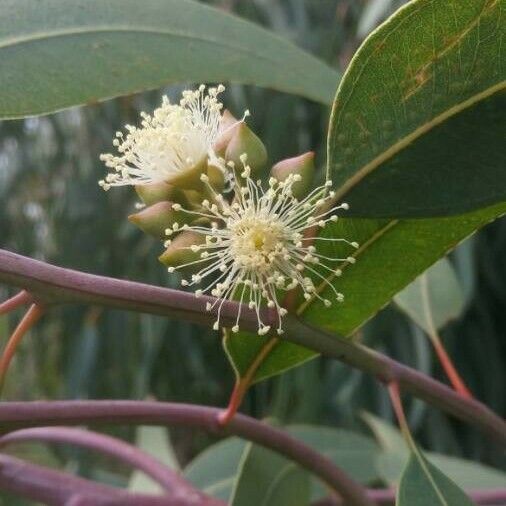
100, 85, 357, 335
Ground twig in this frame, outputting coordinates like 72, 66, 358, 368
0, 453, 211, 506
314, 488, 506, 505
0, 302, 45, 392
0, 290, 32, 315
0, 249, 504, 445
0, 426, 200, 499
0, 400, 375, 506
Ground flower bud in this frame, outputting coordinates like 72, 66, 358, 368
165, 157, 207, 190
214, 109, 240, 155
270, 152, 315, 199
225, 123, 267, 174
135, 181, 177, 206
128, 202, 188, 239
206, 163, 226, 193
159, 230, 206, 272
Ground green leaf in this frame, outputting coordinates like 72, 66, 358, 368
184, 437, 247, 501
0, 0, 338, 119
397, 449, 475, 505
230, 443, 310, 506
287, 425, 379, 500
364, 413, 506, 490
225, 202, 506, 383
128, 426, 179, 493
301, 203, 506, 336
394, 257, 465, 333
328, 0, 506, 218
183, 426, 379, 502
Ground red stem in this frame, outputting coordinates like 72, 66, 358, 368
218, 336, 278, 426
432, 338, 473, 399
0, 303, 44, 392
0, 290, 32, 315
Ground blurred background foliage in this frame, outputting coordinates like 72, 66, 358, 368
0, 0, 504, 500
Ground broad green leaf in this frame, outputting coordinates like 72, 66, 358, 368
288, 425, 379, 500
225, 202, 506, 383
394, 257, 465, 334
184, 437, 247, 501
129, 426, 179, 493
397, 449, 475, 505
0, 0, 338, 119
364, 413, 506, 490
230, 443, 310, 506
328, 0, 506, 217
184, 426, 379, 502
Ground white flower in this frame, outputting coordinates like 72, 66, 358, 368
165, 159, 358, 336
99, 85, 226, 190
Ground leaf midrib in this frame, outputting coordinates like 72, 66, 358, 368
0, 25, 291, 67
297, 219, 399, 317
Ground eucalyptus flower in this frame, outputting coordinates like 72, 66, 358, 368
99, 85, 227, 190
165, 157, 358, 336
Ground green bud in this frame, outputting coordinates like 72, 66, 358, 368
206, 163, 226, 193
135, 181, 177, 206
270, 151, 315, 199
159, 230, 206, 274
214, 109, 239, 155
225, 123, 267, 174
165, 157, 207, 190
129, 201, 189, 240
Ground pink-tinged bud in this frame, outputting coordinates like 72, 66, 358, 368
225, 123, 267, 174
214, 109, 240, 155
135, 181, 177, 206
159, 231, 205, 273
128, 202, 187, 239
270, 152, 315, 199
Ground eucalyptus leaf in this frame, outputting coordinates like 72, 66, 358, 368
363, 413, 506, 490
184, 437, 247, 501
328, 0, 506, 218
394, 257, 465, 334
128, 426, 179, 494
183, 426, 379, 502
397, 449, 475, 505
0, 0, 338, 119
230, 443, 310, 506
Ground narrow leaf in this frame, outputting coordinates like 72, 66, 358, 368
394, 257, 465, 334
0, 0, 338, 119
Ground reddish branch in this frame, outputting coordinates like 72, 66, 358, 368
0, 453, 219, 506
0, 400, 375, 506
0, 249, 504, 445
0, 427, 202, 499
0, 302, 45, 391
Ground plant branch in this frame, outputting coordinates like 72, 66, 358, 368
0, 426, 200, 499
0, 302, 45, 392
0, 249, 505, 445
315, 488, 506, 505
0, 289, 32, 314
0, 453, 216, 506
281, 318, 506, 445
0, 400, 375, 506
